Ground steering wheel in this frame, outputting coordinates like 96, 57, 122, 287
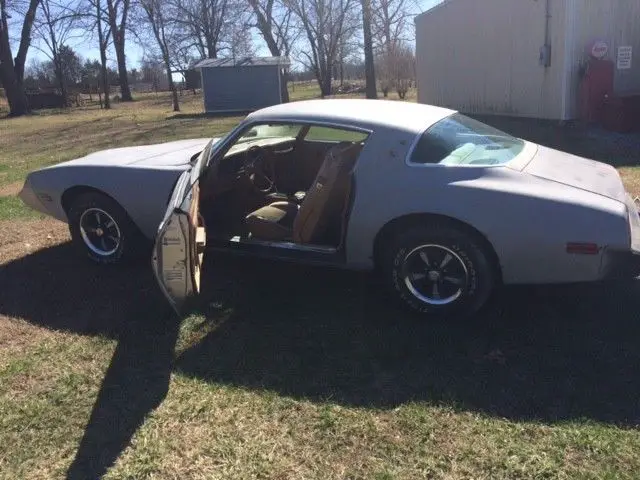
240, 145, 275, 193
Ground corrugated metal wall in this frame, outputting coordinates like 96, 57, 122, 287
201, 65, 282, 113
416, 0, 567, 119
564, 0, 640, 117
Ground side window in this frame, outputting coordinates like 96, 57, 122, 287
409, 133, 452, 165
304, 126, 368, 143
409, 113, 525, 166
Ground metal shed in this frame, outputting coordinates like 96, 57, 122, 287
415, 0, 640, 121
194, 57, 291, 114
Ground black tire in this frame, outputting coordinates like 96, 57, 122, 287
381, 224, 496, 319
67, 192, 147, 265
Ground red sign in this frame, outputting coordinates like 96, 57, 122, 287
589, 40, 609, 59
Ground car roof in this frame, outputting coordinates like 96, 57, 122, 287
247, 99, 456, 135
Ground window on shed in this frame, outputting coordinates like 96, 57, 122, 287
304, 125, 369, 143
410, 113, 525, 166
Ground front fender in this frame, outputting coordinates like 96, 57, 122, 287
28, 165, 185, 240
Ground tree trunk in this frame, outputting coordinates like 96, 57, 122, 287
0, 62, 29, 116
280, 69, 289, 103
14, 0, 40, 84
106, 0, 133, 101
53, 58, 68, 107
96, 0, 111, 109
248, 0, 280, 57
361, 0, 377, 99
99, 54, 111, 109
165, 65, 179, 112
113, 37, 133, 101
0, 0, 39, 116
320, 68, 332, 97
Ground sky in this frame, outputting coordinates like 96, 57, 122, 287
25, 0, 442, 72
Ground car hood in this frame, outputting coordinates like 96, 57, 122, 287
52, 138, 218, 169
523, 146, 627, 203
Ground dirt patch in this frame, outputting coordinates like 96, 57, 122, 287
619, 168, 640, 197
0, 182, 22, 197
0, 218, 69, 265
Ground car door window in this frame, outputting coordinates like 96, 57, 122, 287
304, 126, 368, 143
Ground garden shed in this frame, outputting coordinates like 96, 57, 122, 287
194, 57, 291, 114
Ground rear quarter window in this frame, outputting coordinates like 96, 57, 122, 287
409, 113, 525, 166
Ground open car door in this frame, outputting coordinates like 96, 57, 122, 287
152, 165, 207, 314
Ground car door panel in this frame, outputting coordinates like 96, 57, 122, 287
153, 165, 207, 314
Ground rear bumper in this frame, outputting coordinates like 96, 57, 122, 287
602, 194, 640, 279
602, 250, 640, 280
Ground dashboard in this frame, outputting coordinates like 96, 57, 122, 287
218, 137, 297, 176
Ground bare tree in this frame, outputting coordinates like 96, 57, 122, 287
105, 0, 132, 100
171, 0, 229, 59
247, 0, 296, 101
247, 0, 297, 57
285, 0, 359, 97
0, 0, 40, 115
390, 42, 413, 98
227, 20, 255, 60
85, 0, 112, 108
376, 40, 413, 98
371, 0, 412, 55
32, 0, 85, 104
138, 0, 180, 111
140, 55, 164, 94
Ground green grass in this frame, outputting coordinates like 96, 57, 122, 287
1, 244, 640, 479
0, 195, 45, 221
0, 94, 242, 188
1, 84, 640, 479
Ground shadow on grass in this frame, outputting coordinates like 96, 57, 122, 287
1, 243, 640, 477
65, 300, 178, 480
0, 242, 178, 479
0, 242, 158, 338
177, 254, 640, 426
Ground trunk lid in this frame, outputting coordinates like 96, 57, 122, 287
523, 146, 627, 203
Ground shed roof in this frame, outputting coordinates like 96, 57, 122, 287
194, 56, 291, 69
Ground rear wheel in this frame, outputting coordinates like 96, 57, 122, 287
67, 192, 146, 265
382, 225, 496, 319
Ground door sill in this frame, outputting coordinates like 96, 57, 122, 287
230, 235, 337, 254
207, 235, 343, 266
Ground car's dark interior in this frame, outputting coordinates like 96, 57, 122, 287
199, 125, 367, 249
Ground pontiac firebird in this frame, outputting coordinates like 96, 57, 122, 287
19, 99, 640, 317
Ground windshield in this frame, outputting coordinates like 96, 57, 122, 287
410, 113, 525, 166
236, 124, 302, 144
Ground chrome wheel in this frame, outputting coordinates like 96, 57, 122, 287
402, 244, 468, 305
79, 208, 121, 257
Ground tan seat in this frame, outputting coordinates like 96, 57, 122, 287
245, 142, 362, 244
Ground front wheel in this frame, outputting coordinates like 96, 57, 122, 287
67, 192, 145, 265
382, 225, 496, 319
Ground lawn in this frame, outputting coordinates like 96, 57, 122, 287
1, 86, 640, 479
